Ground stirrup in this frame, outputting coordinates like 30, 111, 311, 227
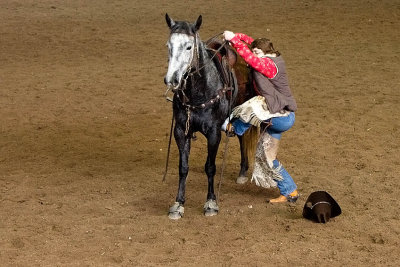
225, 123, 235, 137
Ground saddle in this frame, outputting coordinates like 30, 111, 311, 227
206, 38, 237, 66
206, 39, 237, 100
206, 38, 253, 106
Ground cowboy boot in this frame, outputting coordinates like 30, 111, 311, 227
268, 189, 299, 203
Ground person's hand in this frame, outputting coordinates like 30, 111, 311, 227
223, 31, 235, 41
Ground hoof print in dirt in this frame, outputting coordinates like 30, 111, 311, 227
168, 202, 184, 220
203, 199, 219, 217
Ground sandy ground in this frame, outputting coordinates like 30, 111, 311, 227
1, 0, 400, 266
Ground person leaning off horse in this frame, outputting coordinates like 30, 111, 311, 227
223, 30, 299, 203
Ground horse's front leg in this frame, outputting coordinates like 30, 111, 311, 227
168, 124, 191, 220
203, 128, 221, 216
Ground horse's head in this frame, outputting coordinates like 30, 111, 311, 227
164, 13, 202, 89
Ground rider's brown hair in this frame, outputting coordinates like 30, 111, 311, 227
250, 38, 280, 56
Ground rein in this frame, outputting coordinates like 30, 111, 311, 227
162, 111, 175, 182
189, 32, 225, 76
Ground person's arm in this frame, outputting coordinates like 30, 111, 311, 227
234, 33, 254, 45
229, 33, 277, 78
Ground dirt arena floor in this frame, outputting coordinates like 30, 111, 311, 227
1, 0, 399, 266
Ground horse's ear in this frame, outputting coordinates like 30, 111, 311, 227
165, 13, 175, 29
194, 15, 202, 32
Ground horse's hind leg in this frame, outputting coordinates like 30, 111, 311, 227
237, 135, 249, 184
203, 130, 220, 216
168, 126, 191, 220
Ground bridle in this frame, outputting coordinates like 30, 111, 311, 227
165, 33, 227, 92
164, 32, 232, 103
164, 32, 200, 97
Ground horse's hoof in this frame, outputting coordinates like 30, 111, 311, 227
236, 176, 248, 184
168, 202, 184, 220
168, 212, 182, 220
204, 199, 219, 217
205, 209, 218, 217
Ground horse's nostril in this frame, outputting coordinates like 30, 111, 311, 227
164, 77, 167, 84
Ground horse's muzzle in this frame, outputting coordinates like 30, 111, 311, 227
164, 75, 181, 89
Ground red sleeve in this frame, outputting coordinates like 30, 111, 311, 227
230, 34, 277, 79
234, 33, 254, 45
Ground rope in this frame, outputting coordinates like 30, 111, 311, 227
185, 108, 191, 136
190, 37, 228, 76
217, 66, 233, 202
217, 135, 230, 203
162, 111, 175, 182
205, 32, 224, 45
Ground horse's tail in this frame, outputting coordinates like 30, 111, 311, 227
242, 125, 259, 164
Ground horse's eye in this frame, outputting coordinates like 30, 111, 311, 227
186, 46, 192, 50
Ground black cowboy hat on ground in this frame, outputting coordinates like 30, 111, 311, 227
302, 191, 341, 223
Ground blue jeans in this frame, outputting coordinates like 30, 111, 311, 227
266, 112, 295, 140
233, 113, 297, 196
232, 112, 295, 140
273, 159, 297, 196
